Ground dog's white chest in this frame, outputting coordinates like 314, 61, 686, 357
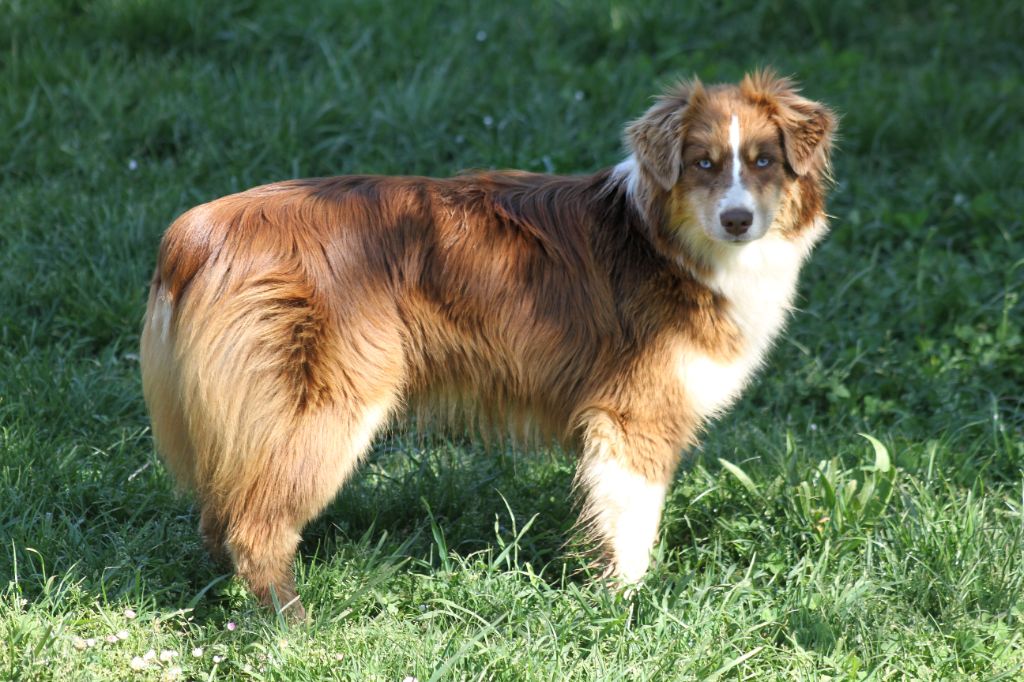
676, 235, 811, 420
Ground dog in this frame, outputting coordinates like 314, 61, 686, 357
140, 70, 836, 619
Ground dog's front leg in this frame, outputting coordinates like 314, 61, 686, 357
574, 410, 677, 583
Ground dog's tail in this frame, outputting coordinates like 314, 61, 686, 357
140, 194, 401, 503
140, 201, 224, 493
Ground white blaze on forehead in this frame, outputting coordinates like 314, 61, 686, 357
729, 114, 742, 185
720, 113, 754, 212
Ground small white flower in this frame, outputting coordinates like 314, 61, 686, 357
143, 649, 156, 661
123, 608, 137, 619
106, 635, 119, 644
574, 90, 584, 101
475, 30, 487, 41
213, 654, 224, 664
483, 116, 494, 128
809, 423, 818, 431
162, 666, 183, 681
128, 159, 139, 171
192, 647, 204, 658
85, 638, 96, 648
72, 637, 88, 651
116, 630, 129, 640
226, 620, 237, 631
159, 649, 178, 662
402, 677, 419, 682
130, 656, 147, 670
335, 653, 345, 661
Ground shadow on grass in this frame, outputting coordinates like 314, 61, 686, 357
307, 432, 580, 571
786, 607, 838, 654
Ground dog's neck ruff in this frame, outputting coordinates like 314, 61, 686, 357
676, 218, 825, 421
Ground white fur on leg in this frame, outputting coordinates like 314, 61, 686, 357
579, 456, 667, 583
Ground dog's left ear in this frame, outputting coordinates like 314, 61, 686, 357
625, 79, 703, 191
777, 97, 838, 177
742, 70, 838, 177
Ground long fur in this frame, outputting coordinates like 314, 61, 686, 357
140, 70, 836, 618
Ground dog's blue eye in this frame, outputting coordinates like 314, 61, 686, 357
756, 157, 772, 168
697, 159, 713, 170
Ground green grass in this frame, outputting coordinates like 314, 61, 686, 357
1, 0, 1022, 679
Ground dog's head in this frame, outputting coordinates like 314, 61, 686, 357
624, 70, 837, 252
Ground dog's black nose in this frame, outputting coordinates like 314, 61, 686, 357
720, 209, 753, 235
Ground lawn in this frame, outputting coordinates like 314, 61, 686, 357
1, 0, 1022, 679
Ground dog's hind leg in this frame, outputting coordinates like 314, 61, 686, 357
199, 502, 230, 567
573, 409, 678, 583
220, 398, 398, 620
166, 255, 405, 620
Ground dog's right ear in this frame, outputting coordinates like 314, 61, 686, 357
625, 79, 703, 191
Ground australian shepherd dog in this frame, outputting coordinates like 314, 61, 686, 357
140, 70, 837, 619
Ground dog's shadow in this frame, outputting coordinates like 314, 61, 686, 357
306, 432, 580, 570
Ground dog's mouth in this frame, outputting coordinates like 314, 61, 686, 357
720, 233, 757, 244
703, 223, 766, 245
